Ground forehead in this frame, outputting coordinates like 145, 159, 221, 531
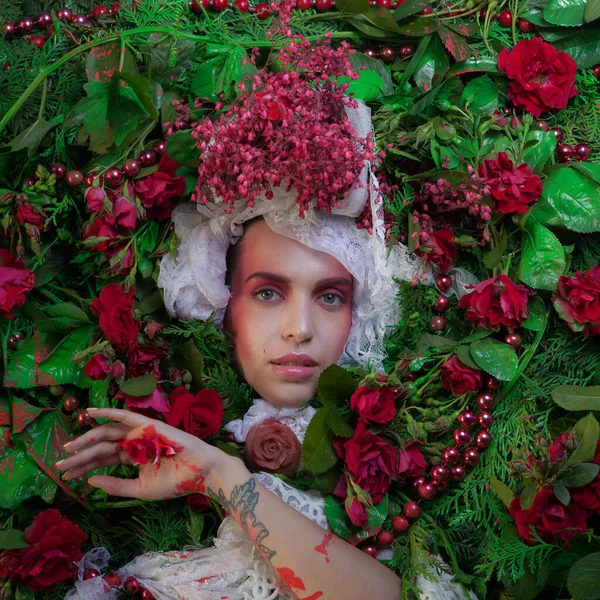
237, 220, 352, 281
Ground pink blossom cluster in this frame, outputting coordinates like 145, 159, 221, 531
190, 35, 375, 217
412, 166, 492, 248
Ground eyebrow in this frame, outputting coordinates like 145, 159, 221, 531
244, 271, 353, 288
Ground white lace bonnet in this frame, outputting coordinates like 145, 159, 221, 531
157, 100, 421, 371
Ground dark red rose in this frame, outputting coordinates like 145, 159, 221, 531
415, 229, 458, 273
570, 440, 600, 515
116, 387, 170, 414
133, 155, 186, 221
440, 356, 483, 395
126, 343, 168, 378
111, 195, 137, 230
84, 354, 111, 380
90, 283, 141, 351
397, 441, 427, 479
350, 386, 396, 425
106, 242, 134, 276
0, 509, 86, 591
478, 152, 543, 215
334, 422, 397, 503
0, 249, 36, 318
166, 387, 224, 440
244, 418, 302, 474
498, 38, 578, 117
459, 274, 532, 330
187, 493, 212, 513
548, 432, 571, 463
553, 265, 600, 337
509, 487, 587, 545
16, 204, 48, 230
83, 216, 119, 252
347, 497, 369, 528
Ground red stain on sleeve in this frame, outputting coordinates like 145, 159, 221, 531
314, 532, 333, 563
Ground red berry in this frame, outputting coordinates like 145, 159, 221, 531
463, 448, 480, 466
66, 170, 84, 188
123, 158, 141, 177
83, 569, 100, 580
235, 0, 250, 10
434, 295, 449, 313
575, 144, 591, 160
376, 0, 392, 7
478, 411, 494, 429
104, 573, 121, 587
91, 5, 110, 18
505, 333, 522, 348
255, 2, 271, 18
557, 144, 574, 163
551, 128, 564, 143
498, 9, 512, 26
124, 577, 140, 595
477, 392, 495, 410
421, 6, 432, 14
453, 428, 470, 446
111, 2, 122, 14
105, 168, 124, 187
418, 482, 437, 500
458, 410, 477, 428
18, 17, 35, 34
138, 150, 157, 166
37, 12, 53, 28
593, 65, 600, 80
152, 140, 167, 155
535, 120, 549, 132
431, 464, 449, 483
29, 35, 46, 48
376, 530, 394, 547
51, 162, 67, 179
451, 465, 467, 481
412, 476, 427, 490
392, 515, 410, 532
213, 0, 229, 10
315, 0, 332, 9
476, 430, 492, 449
435, 274, 452, 292
400, 44, 416, 59
517, 18, 535, 32
403, 501, 421, 519
189, 0, 209, 12
295, 0, 312, 9
63, 396, 80, 412
442, 446, 460, 465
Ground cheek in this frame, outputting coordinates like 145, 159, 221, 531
322, 305, 353, 359
228, 298, 269, 377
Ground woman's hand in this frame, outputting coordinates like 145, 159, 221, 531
55, 408, 242, 501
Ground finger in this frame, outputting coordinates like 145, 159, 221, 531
63, 454, 123, 481
56, 441, 120, 471
86, 408, 152, 428
64, 424, 129, 455
87, 475, 146, 499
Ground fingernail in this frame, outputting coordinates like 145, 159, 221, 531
61, 473, 70, 481
55, 459, 65, 468
63, 441, 73, 449
87, 408, 99, 411
88, 481, 99, 488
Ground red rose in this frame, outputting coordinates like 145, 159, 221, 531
440, 356, 483, 395
90, 283, 141, 351
16, 204, 48, 230
498, 38, 578, 117
166, 387, 224, 440
117, 387, 170, 414
244, 418, 302, 474
347, 497, 369, 528
553, 265, 600, 337
0, 249, 36, 318
126, 343, 168, 378
478, 152, 543, 215
397, 441, 426, 479
350, 386, 396, 425
117, 424, 181, 465
84, 354, 111, 380
187, 493, 212, 513
334, 422, 397, 503
133, 155, 186, 221
548, 432, 571, 463
415, 229, 458, 273
459, 274, 532, 330
0, 509, 86, 591
509, 487, 587, 545
111, 195, 137, 230
82, 216, 119, 252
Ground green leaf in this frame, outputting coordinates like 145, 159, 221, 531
448, 57, 500, 77
532, 166, 600, 232
553, 483, 571, 505
46, 302, 91, 323
456, 345, 480, 370
437, 24, 472, 60
395, 15, 439, 35
572, 161, 600, 185
416, 332, 456, 353
149, 35, 195, 85
190, 55, 227, 102
11, 398, 43, 434
347, 6, 407, 37
349, 52, 394, 96
483, 228, 507, 269
462, 328, 493, 343
118, 71, 159, 122
520, 482, 538, 510
565, 413, 600, 468
0, 397, 9, 427
554, 29, 600, 68
568, 552, 600, 600
470, 338, 518, 381
522, 296, 547, 331
557, 463, 600, 487
318, 365, 356, 408
460, 75, 498, 115
585, 0, 600, 22
0, 529, 28, 549
364, 495, 389, 536
176, 340, 205, 393
90, 378, 111, 410
324, 495, 354, 539
551, 385, 600, 411
399, 35, 431, 87
544, 0, 586, 26
335, 0, 369, 12
10, 119, 60, 158
413, 36, 449, 93
187, 510, 205, 546
519, 224, 565, 291
521, 130, 557, 175
86, 42, 137, 83
327, 407, 354, 437
339, 69, 387, 102
302, 407, 339, 473
393, 0, 429, 19
119, 374, 157, 397
490, 476, 515, 508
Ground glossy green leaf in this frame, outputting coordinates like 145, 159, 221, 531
544, 0, 586, 26
557, 463, 600, 487
483, 229, 507, 269
551, 385, 600, 411
10, 119, 60, 158
335, 0, 369, 13
462, 328, 493, 343
519, 224, 565, 291
522, 130, 557, 175
568, 552, 600, 600
395, 15, 439, 35
46, 302, 91, 323
119, 373, 157, 397
148, 35, 195, 85
532, 166, 600, 232
86, 41, 137, 83
566, 413, 600, 468
339, 69, 387, 102
165, 130, 200, 169
11, 398, 43, 434
572, 160, 600, 185
585, 0, 600, 22
416, 333, 456, 353
437, 24, 472, 60
490, 476, 515, 508
554, 29, 600, 68
191, 55, 227, 102
302, 407, 339, 473
448, 57, 500, 77
456, 344, 480, 370
364, 495, 389, 536
0, 397, 9, 427
0, 529, 28, 549
347, 6, 406, 37
393, 0, 428, 19
349, 52, 394, 96
553, 483, 571, 505
318, 365, 356, 407
117, 71, 159, 122
520, 482, 538, 510
414, 36, 449, 92
470, 337, 518, 381
326, 407, 354, 437
324, 495, 354, 539
522, 296, 547, 331
460, 75, 498, 115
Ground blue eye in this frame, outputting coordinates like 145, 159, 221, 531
253, 289, 281, 302
321, 293, 344, 306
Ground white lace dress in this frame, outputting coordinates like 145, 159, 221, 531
65, 400, 475, 600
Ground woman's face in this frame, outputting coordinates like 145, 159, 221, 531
226, 220, 353, 409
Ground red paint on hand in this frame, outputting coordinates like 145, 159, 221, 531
276, 567, 306, 592
117, 425, 182, 465
314, 532, 333, 563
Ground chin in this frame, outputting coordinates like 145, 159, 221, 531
262, 381, 316, 409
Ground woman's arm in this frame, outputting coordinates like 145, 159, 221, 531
207, 455, 402, 600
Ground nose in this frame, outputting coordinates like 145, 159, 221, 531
281, 293, 315, 344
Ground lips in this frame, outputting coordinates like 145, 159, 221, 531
271, 353, 318, 367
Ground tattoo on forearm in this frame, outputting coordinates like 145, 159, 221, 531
207, 477, 276, 561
